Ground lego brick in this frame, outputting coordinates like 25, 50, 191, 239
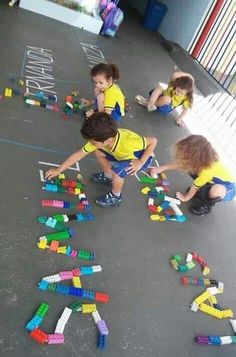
92, 310, 101, 324
220, 336, 232, 345
59, 271, 73, 280
186, 253, 193, 262
97, 333, 107, 350
69, 301, 82, 312
38, 280, 49, 291
29, 328, 48, 344
230, 319, 236, 333
26, 315, 43, 331
35, 303, 49, 318
97, 320, 109, 335
54, 319, 66, 334
199, 303, 223, 319
60, 307, 72, 324
82, 304, 97, 314
194, 291, 211, 305
222, 309, 233, 318
43, 274, 61, 283
92, 265, 102, 273
72, 277, 81, 288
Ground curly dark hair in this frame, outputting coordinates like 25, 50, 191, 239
173, 135, 218, 174
172, 76, 194, 106
80, 112, 117, 142
91, 63, 120, 80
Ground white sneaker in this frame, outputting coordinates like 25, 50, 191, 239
9, 0, 17, 6
135, 95, 149, 107
147, 103, 157, 112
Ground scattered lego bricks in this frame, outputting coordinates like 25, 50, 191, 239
139, 172, 186, 223
170, 252, 210, 275
23, 93, 59, 112
62, 92, 89, 118
170, 252, 235, 346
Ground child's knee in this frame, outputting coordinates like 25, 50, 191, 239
156, 95, 171, 106
209, 184, 226, 199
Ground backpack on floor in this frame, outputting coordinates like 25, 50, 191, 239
100, 0, 124, 37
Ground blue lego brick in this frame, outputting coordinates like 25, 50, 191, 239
26, 315, 42, 331
208, 336, 221, 345
66, 246, 72, 256
38, 280, 49, 291
82, 289, 95, 300
69, 228, 75, 237
69, 287, 83, 297
63, 201, 70, 208
97, 333, 107, 350
80, 266, 93, 275
55, 284, 70, 295
90, 252, 96, 260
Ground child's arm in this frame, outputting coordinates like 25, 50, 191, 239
171, 71, 194, 83
176, 108, 189, 127
149, 162, 179, 176
176, 185, 198, 202
126, 137, 157, 175
45, 149, 89, 180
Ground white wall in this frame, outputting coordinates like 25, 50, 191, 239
158, 0, 212, 50
128, 0, 212, 50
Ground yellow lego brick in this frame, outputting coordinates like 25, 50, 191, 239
157, 206, 163, 213
194, 291, 211, 305
34, 100, 41, 106
57, 246, 67, 254
74, 188, 81, 195
4, 88, 12, 97
150, 214, 160, 221
222, 309, 234, 318
82, 304, 97, 314
202, 266, 210, 276
159, 216, 166, 221
72, 277, 81, 288
204, 278, 210, 285
141, 187, 150, 195
208, 295, 217, 305
170, 259, 179, 270
58, 174, 65, 179
160, 173, 167, 180
37, 240, 48, 249
199, 303, 223, 319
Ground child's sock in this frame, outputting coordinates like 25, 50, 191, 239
104, 172, 112, 179
112, 191, 121, 197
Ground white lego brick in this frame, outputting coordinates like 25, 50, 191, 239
148, 198, 154, 206
92, 265, 102, 273
92, 310, 101, 324
207, 287, 219, 295
155, 187, 163, 192
165, 196, 181, 205
150, 172, 158, 179
190, 302, 199, 312
39, 236, 47, 241
218, 281, 224, 292
43, 274, 61, 283
60, 307, 72, 324
169, 202, 183, 216
186, 253, 193, 263
220, 336, 232, 345
79, 194, 86, 199
230, 319, 236, 333
54, 318, 66, 334
63, 214, 69, 222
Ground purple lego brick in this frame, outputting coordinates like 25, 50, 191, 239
97, 320, 109, 335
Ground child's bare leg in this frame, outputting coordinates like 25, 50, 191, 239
96, 92, 105, 112
209, 184, 226, 200
94, 150, 112, 177
111, 173, 124, 195
155, 95, 171, 107
149, 85, 164, 107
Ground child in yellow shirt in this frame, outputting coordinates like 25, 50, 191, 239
135, 71, 194, 127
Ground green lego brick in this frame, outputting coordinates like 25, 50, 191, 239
78, 250, 91, 260
35, 302, 49, 318
37, 216, 47, 224
47, 283, 57, 292
172, 254, 182, 262
69, 301, 82, 312
186, 262, 196, 270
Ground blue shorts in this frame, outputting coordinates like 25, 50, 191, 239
219, 182, 235, 202
94, 98, 122, 122
149, 89, 173, 114
100, 149, 153, 178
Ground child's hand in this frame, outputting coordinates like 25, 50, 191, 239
85, 109, 95, 118
176, 191, 189, 202
176, 119, 184, 127
45, 168, 61, 181
126, 159, 143, 175
149, 167, 163, 176
81, 98, 90, 107
94, 88, 101, 96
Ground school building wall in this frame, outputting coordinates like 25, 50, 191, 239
128, 0, 212, 50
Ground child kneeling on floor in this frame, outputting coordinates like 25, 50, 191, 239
135, 71, 194, 127
149, 135, 235, 216
46, 112, 157, 207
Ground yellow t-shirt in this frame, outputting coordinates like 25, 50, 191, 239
193, 161, 234, 188
163, 85, 190, 109
104, 83, 125, 116
82, 129, 146, 160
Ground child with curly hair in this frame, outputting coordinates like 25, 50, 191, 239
149, 135, 235, 216
82, 63, 125, 122
135, 71, 194, 127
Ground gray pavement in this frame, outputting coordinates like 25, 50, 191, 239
0, 2, 235, 357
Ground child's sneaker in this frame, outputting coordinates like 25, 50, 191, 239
189, 202, 212, 216
9, 0, 17, 6
95, 191, 122, 207
135, 95, 148, 107
90, 172, 112, 185
147, 103, 157, 112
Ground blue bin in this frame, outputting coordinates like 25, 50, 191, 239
142, 1, 167, 31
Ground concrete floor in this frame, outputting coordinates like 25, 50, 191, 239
0, 2, 236, 357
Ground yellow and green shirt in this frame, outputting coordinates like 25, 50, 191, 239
163, 85, 190, 109
82, 128, 146, 160
104, 83, 125, 117
193, 161, 234, 188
